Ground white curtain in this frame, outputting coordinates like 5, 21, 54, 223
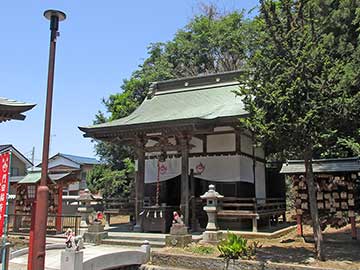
144, 158, 181, 183
144, 155, 258, 184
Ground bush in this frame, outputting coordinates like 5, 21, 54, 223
217, 233, 261, 269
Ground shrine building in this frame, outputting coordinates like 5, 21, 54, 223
79, 70, 286, 232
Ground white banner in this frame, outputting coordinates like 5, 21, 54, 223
144, 158, 181, 183
144, 155, 257, 184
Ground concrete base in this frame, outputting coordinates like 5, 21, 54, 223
170, 224, 188, 235
83, 231, 108, 245
200, 231, 223, 244
165, 235, 192, 248
60, 250, 83, 270
88, 223, 105, 233
133, 224, 143, 232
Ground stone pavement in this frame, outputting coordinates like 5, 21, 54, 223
8, 244, 140, 270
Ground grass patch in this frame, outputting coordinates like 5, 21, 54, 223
184, 243, 217, 256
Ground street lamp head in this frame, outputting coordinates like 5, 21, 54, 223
44, 9, 66, 38
43, 10, 66, 21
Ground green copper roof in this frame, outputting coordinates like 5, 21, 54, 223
79, 70, 247, 137
17, 172, 44, 184
17, 172, 72, 184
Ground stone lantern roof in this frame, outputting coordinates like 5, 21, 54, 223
78, 189, 95, 202
200, 184, 224, 200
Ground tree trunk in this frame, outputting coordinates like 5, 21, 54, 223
304, 145, 325, 261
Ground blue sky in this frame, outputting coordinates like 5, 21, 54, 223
0, 0, 258, 163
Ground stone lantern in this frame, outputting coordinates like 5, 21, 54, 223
200, 184, 223, 243
77, 189, 95, 235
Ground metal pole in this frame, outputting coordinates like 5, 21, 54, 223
1, 151, 12, 270
27, 10, 66, 270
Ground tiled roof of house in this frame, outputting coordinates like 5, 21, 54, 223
0, 144, 11, 152
0, 144, 33, 167
60, 153, 101, 165
36, 153, 101, 168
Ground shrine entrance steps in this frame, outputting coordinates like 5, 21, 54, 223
102, 232, 166, 248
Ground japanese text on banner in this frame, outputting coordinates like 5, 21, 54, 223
0, 152, 10, 236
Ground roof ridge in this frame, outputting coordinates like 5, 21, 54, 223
61, 153, 98, 159
148, 70, 243, 96
154, 81, 239, 97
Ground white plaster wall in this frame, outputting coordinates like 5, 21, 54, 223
213, 126, 234, 132
240, 134, 253, 155
189, 137, 203, 153
207, 133, 235, 152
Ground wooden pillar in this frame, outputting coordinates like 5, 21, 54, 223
252, 133, 257, 199
134, 138, 146, 232
180, 135, 190, 227
350, 217, 357, 240
252, 216, 258, 232
296, 214, 303, 236
56, 185, 63, 233
190, 169, 198, 231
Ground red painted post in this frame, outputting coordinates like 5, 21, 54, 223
296, 214, 303, 236
56, 185, 63, 233
350, 217, 357, 240
27, 10, 66, 270
27, 201, 36, 270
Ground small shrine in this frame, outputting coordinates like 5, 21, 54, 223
14, 171, 79, 233
281, 157, 359, 239
80, 70, 286, 233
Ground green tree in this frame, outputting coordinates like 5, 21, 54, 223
87, 158, 135, 199
239, 0, 360, 260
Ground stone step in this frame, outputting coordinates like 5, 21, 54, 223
108, 235, 165, 242
102, 238, 165, 248
107, 233, 166, 242
140, 265, 192, 270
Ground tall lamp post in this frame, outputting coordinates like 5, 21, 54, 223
28, 10, 66, 270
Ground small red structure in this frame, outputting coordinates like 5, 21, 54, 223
15, 171, 78, 233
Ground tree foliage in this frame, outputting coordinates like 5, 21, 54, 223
240, 0, 360, 159
238, 0, 360, 260
86, 158, 135, 199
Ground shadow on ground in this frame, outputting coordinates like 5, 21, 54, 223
258, 225, 360, 264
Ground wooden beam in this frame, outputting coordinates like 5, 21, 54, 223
252, 133, 257, 197
134, 137, 146, 232
179, 135, 190, 227
236, 130, 241, 154
56, 185, 63, 233
350, 217, 357, 240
